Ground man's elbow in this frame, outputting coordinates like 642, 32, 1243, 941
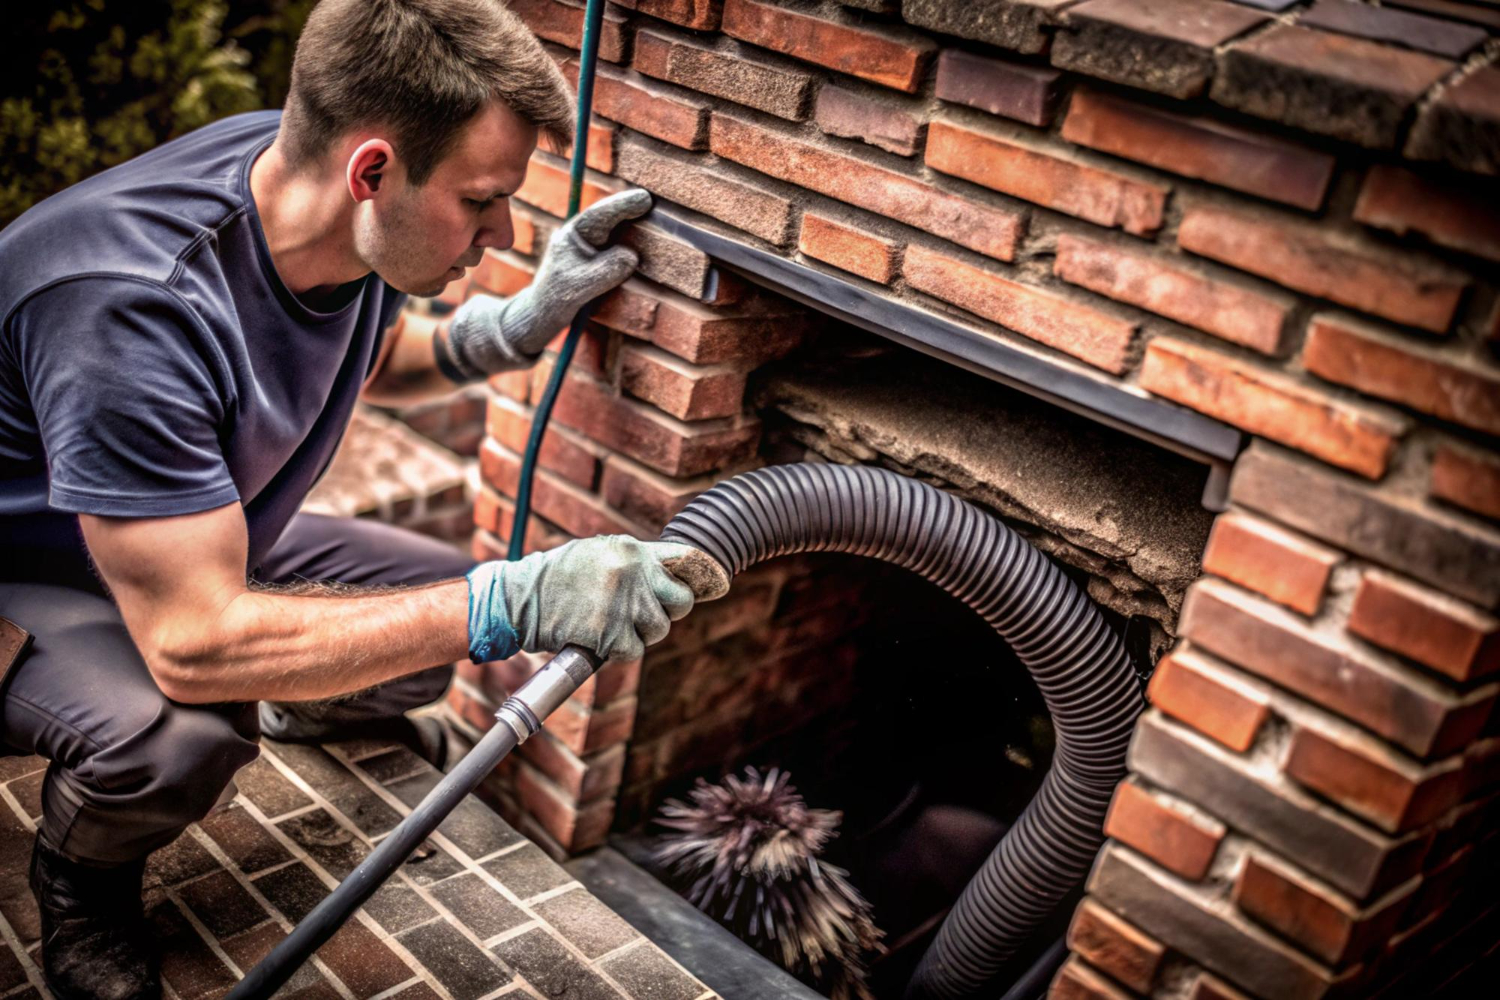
142, 636, 225, 704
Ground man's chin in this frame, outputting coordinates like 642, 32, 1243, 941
388, 272, 459, 298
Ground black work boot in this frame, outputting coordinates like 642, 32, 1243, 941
29, 839, 161, 1000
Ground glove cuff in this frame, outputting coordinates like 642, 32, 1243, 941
466, 562, 521, 663
442, 292, 543, 381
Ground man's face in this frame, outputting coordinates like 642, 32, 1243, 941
354, 100, 538, 297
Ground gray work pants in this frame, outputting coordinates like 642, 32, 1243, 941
0, 513, 473, 866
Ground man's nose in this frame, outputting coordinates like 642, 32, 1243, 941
473, 202, 515, 252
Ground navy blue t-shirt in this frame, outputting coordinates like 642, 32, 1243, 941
0, 110, 405, 578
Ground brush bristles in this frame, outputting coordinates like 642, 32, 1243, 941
654, 767, 884, 1000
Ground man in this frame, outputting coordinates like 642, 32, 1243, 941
0, 2, 697, 997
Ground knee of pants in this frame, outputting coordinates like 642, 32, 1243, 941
103, 701, 260, 824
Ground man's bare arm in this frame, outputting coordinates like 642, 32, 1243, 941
80, 503, 469, 704
360, 310, 467, 407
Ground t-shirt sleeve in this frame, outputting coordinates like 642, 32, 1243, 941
16, 277, 240, 517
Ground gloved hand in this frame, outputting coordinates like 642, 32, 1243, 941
438, 189, 652, 380
467, 534, 697, 664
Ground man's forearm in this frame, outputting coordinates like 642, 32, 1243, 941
159, 578, 470, 704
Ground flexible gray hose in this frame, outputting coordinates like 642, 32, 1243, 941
660, 463, 1144, 1000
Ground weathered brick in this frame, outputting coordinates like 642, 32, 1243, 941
1129, 710, 1431, 900
518, 734, 626, 805
613, 0, 722, 31
798, 213, 900, 284
927, 117, 1166, 236
1212, 24, 1455, 148
722, 0, 934, 92
480, 440, 647, 540
1201, 510, 1340, 616
1148, 648, 1271, 753
600, 456, 720, 532
594, 277, 808, 365
1188, 971, 1254, 1000
514, 153, 618, 219
1233, 849, 1417, 967
508, 0, 630, 62
904, 243, 1136, 374
1181, 576, 1497, 758
934, 48, 1061, 127
558, 118, 615, 175
1055, 234, 1291, 354
543, 363, 761, 477
616, 138, 795, 246
1089, 843, 1353, 1000
1431, 442, 1500, 522
1304, 314, 1500, 437
587, 63, 710, 150
1067, 899, 1166, 994
1055, 0, 1268, 98
1062, 87, 1335, 211
619, 343, 749, 420
1300, 0, 1487, 59
1384, 0, 1500, 30
1354, 164, 1500, 264
490, 369, 531, 404
486, 396, 600, 490
902, 0, 1073, 55
633, 28, 812, 120
1284, 719, 1466, 834
1405, 65, 1500, 176
1104, 779, 1226, 881
621, 220, 715, 299
813, 84, 924, 157
1178, 204, 1468, 334
1139, 338, 1403, 480
471, 250, 536, 298
1348, 570, 1500, 683
515, 761, 614, 851
1234, 445, 1500, 611
1050, 956, 1134, 1000
711, 113, 1022, 261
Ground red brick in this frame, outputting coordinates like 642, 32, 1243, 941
1300, 0, 1487, 59
1431, 443, 1500, 522
904, 243, 1136, 374
1348, 570, 1500, 683
318, 919, 417, 997
1212, 24, 1455, 148
798, 213, 900, 284
1062, 87, 1335, 211
1284, 720, 1465, 834
543, 363, 761, 477
510, 210, 539, 256
1055, 234, 1291, 355
611, 0, 722, 31
1405, 64, 1500, 175
1139, 338, 1404, 480
447, 682, 498, 733
813, 84, 924, 157
514, 153, 618, 219
1104, 780, 1225, 881
593, 277, 808, 365
471, 250, 536, 298
486, 397, 600, 490
558, 118, 615, 175
1180, 577, 1496, 759
633, 28, 812, 120
1050, 957, 1133, 1000
1233, 850, 1415, 968
479, 440, 644, 540
721, 0, 935, 93
1304, 314, 1500, 436
616, 138, 794, 245
1200, 511, 1340, 616
544, 695, 638, 757
927, 117, 1166, 237
620, 221, 716, 300
600, 456, 720, 533
1055, 0, 1268, 99
1188, 972, 1253, 1000
514, 762, 614, 852
1178, 205, 1468, 334
490, 370, 531, 404
934, 48, 1061, 127
508, 0, 630, 62
711, 113, 1022, 262
517, 733, 626, 805
1354, 165, 1500, 264
585, 64, 710, 150
619, 343, 748, 420
1066, 899, 1166, 993
1147, 648, 1271, 753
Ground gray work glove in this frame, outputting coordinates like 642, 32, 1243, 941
467, 534, 697, 664
439, 189, 652, 380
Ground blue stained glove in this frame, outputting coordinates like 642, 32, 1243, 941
466, 534, 698, 664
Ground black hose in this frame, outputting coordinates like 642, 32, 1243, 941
660, 463, 1144, 1000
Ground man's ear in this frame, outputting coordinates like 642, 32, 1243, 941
346, 138, 395, 203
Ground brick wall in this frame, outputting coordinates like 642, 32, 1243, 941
448, 1, 1499, 994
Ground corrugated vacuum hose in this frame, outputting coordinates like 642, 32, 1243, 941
660, 464, 1145, 1000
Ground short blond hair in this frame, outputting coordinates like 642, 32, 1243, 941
280, 0, 574, 183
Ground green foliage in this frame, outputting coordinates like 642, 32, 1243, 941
1, 0, 314, 226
